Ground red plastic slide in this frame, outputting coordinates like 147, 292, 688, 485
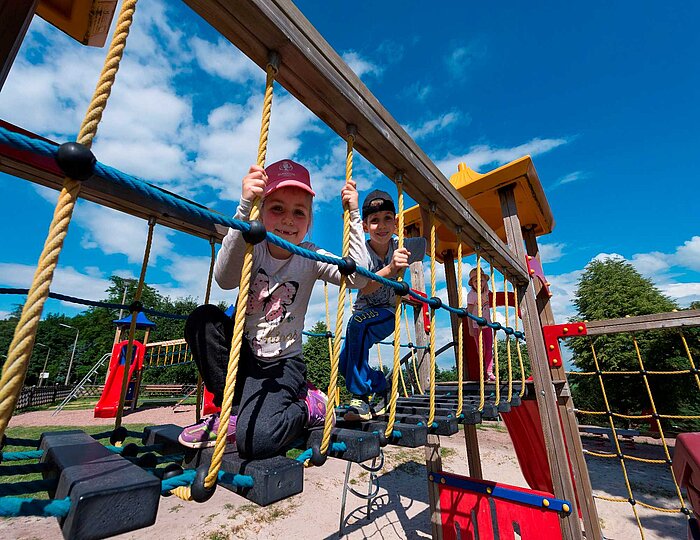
94, 340, 145, 418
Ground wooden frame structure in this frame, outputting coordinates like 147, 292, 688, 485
0, 2, 600, 539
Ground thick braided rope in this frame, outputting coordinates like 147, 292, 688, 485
514, 284, 526, 398
204, 62, 277, 489
427, 208, 437, 427
376, 343, 383, 371
196, 237, 217, 422
115, 217, 155, 428
504, 274, 513, 403
588, 337, 645, 534
491, 264, 500, 405
324, 282, 334, 384
631, 334, 687, 508
680, 329, 700, 392
456, 231, 464, 418
476, 252, 486, 411
321, 131, 354, 455
0, 0, 139, 440
402, 305, 424, 394
385, 177, 405, 438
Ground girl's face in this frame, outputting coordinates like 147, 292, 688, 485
262, 186, 312, 252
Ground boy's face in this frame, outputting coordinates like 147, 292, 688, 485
363, 210, 397, 245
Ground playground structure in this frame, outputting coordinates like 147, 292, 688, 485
0, 1, 699, 539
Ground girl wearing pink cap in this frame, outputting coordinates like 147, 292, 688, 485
467, 268, 495, 382
179, 160, 371, 459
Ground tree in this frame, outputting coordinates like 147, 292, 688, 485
568, 258, 700, 431
302, 321, 351, 403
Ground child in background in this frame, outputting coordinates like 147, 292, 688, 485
466, 267, 495, 382
179, 159, 370, 457
341, 190, 427, 421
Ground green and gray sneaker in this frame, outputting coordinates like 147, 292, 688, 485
343, 396, 372, 421
371, 392, 389, 417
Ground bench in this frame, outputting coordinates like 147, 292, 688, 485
140, 384, 191, 398
579, 424, 639, 450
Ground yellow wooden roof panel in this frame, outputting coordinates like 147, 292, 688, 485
37, 0, 117, 47
404, 156, 554, 261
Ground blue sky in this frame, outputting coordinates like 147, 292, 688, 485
0, 1, 698, 369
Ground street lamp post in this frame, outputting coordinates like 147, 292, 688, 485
59, 323, 79, 385
35, 343, 51, 387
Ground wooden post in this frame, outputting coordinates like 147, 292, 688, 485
0, 0, 37, 90
409, 260, 430, 389
523, 227, 603, 540
425, 434, 444, 539
498, 185, 582, 540
443, 249, 483, 479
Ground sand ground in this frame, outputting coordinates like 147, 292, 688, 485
1, 405, 688, 540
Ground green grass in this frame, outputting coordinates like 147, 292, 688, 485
1, 423, 152, 499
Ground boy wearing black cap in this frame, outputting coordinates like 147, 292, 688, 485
340, 190, 427, 421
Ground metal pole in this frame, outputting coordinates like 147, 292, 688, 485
65, 328, 79, 384
39, 346, 50, 387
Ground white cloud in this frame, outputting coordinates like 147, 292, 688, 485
675, 236, 700, 271
404, 111, 461, 140
446, 43, 486, 78
552, 171, 589, 188
539, 242, 566, 264
659, 282, 700, 306
435, 137, 568, 176
341, 51, 383, 79
190, 37, 262, 84
630, 252, 669, 276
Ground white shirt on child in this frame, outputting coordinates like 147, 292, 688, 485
215, 198, 370, 361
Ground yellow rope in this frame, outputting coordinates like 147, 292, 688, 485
203, 61, 277, 491
0, 0, 140, 440
491, 263, 499, 405
455, 230, 464, 418
377, 344, 383, 372
680, 329, 700, 392
426, 206, 437, 428
115, 217, 155, 428
631, 333, 687, 509
324, 281, 333, 371
385, 175, 405, 438
322, 128, 355, 454
514, 284, 526, 398
476, 251, 485, 411
402, 304, 424, 394
589, 338, 647, 537
504, 274, 513, 403
398, 359, 409, 398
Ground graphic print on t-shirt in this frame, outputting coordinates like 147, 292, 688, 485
248, 268, 299, 323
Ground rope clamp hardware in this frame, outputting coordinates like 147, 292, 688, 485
338, 256, 357, 276
347, 123, 357, 142
242, 220, 267, 245
56, 141, 96, 181
191, 464, 217, 503
128, 300, 144, 313
267, 50, 280, 75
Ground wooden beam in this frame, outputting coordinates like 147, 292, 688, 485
425, 434, 443, 540
409, 260, 431, 389
182, 0, 529, 281
523, 228, 603, 540
0, 0, 38, 90
585, 309, 700, 336
499, 186, 582, 540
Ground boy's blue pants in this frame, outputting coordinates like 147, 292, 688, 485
340, 307, 394, 397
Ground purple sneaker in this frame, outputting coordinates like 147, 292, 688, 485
178, 412, 236, 449
303, 382, 334, 429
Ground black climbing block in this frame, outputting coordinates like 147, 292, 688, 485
480, 403, 499, 420
395, 403, 455, 418
335, 420, 428, 448
183, 448, 302, 507
141, 424, 186, 455
377, 414, 459, 436
497, 401, 512, 413
305, 427, 380, 463
39, 430, 160, 540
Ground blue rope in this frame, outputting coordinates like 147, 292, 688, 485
0, 463, 50, 476
3, 436, 39, 448
2, 450, 43, 461
294, 442, 348, 463
0, 126, 526, 340
0, 496, 71, 518
160, 469, 254, 494
301, 331, 429, 349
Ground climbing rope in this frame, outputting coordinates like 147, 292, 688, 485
385, 174, 406, 438
455, 230, 464, 418
513, 284, 526, 398
426, 205, 438, 428
198, 58, 279, 495
476, 250, 486, 412
504, 274, 514, 403
0, 0, 140, 441
490, 262, 500, 407
320, 128, 355, 457
402, 304, 424, 394
115, 217, 156, 428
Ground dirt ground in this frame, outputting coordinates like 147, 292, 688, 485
1, 405, 688, 540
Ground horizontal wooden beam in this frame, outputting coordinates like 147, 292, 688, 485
585, 309, 700, 336
182, 0, 529, 281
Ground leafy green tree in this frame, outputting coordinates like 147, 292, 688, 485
568, 258, 700, 431
496, 337, 531, 383
302, 321, 354, 403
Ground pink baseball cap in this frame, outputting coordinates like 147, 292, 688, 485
264, 159, 315, 197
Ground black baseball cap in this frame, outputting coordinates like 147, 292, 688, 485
362, 190, 396, 219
